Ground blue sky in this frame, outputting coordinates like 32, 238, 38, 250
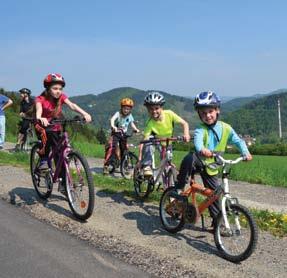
1, 0, 287, 97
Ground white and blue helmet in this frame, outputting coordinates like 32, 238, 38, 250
194, 91, 221, 109
144, 91, 165, 106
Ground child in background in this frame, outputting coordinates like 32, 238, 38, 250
103, 98, 140, 174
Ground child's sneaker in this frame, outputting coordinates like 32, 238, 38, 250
143, 166, 153, 177
37, 159, 49, 176
14, 144, 21, 152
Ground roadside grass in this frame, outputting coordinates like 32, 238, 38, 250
225, 154, 287, 188
250, 209, 287, 237
0, 151, 29, 168
77, 143, 287, 188
73, 141, 105, 158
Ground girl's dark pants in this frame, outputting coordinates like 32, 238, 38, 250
38, 131, 66, 184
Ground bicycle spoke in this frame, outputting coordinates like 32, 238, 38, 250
66, 152, 94, 220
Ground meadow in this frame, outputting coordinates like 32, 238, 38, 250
72, 142, 287, 188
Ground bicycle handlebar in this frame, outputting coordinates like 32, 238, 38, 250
213, 154, 245, 165
113, 128, 139, 139
23, 116, 87, 125
140, 136, 184, 145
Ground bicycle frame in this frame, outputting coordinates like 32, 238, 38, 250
142, 137, 181, 187
180, 155, 243, 229
47, 130, 71, 184
111, 130, 134, 161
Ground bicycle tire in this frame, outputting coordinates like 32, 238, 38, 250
65, 151, 95, 220
133, 165, 152, 199
30, 143, 53, 199
159, 187, 185, 233
214, 203, 258, 262
120, 152, 138, 179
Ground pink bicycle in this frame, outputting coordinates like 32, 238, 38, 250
30, 117, 95, 220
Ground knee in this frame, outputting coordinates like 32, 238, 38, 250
182, 152, 194, 165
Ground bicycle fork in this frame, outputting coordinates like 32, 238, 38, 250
221, 177, 241, 232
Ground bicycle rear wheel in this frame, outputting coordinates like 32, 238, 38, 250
133, 165, 153, 199
214, 203, 258, 262
65, 151, 95, 220
30, 143, 53, 199
159, 187, 185, 233
120, 152, 138, 179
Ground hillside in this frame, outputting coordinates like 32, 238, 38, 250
222, 88, 287, 113
222, 91, 287, 142
69, 87, 199, 131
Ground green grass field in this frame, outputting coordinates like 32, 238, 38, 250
72, 143, 287, 188
2, 139, 287, 187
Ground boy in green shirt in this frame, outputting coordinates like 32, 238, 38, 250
139, 91, 190, 176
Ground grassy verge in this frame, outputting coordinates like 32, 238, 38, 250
250, 209, 287, 237
0, 151, 29, 168
74, 142, 287, 188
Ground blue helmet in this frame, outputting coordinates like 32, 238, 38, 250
194, 91, 221, 109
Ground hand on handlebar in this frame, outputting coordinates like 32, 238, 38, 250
183, 134, 191, 142
133, 128, 140, 133
82, 113, 92, 123
37, 117, 49, 127
243, 153, 253, 161
201, 148, 213, 158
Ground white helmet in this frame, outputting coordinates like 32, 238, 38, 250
144, 91, 165, 106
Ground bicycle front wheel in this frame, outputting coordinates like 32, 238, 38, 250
133, 165, 152, 199
159, 187, 185, 233
121, 152, 138, 179
214, 203, 258, 262
65, 151, 95, 220
30, 143, 53, 199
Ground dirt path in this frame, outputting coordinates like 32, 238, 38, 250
0, 161, 287, 277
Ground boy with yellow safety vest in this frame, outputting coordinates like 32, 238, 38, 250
175, 91, 252, 227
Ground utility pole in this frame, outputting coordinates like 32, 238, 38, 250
278, 98, 282, 139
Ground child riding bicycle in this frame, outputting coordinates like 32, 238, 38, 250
175, 91, 252, 228
103, 98, 140, 174
138, 91, 190, 177
35, 73, 92, 193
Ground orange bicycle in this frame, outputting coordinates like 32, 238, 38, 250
159, 153, 258, 262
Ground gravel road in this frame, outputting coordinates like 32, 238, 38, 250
0, 163, 286, 278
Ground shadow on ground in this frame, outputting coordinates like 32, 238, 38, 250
8, 187, 82, 221
96, 189, 218, 257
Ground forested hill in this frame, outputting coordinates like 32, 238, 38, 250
222, 91, 287, 142
69, 87, 197, 129
221, 89, 287, 113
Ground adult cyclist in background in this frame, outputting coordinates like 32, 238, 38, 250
15, 88, 34, 151
0, 93, 13, 150
103, 98, 140, 174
